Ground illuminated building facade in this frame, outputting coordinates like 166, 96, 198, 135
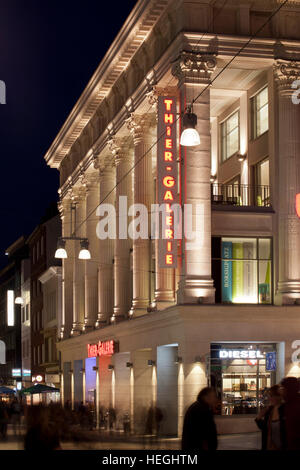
44, 0, 300, 434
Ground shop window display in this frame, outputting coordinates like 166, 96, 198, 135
213, 237, 272, 304
210, 343, 277, 415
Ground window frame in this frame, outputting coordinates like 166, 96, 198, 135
212, 236, 273, 305
251, 86, 269, 140
220, 110, 240, 163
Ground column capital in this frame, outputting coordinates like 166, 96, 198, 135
84, 170, 99, 192
99, 155, 115, 178
172, 51, 217, 85
126, 113, 156, 145
58, 196, 72, 218
71, 185, 86, 204
108, 136, 133, 166
274, 59, 300, 91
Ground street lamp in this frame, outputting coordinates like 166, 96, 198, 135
78, 240, 91, 260
180, 111, 200, 147
54, 239, 67, 259
55, 237, 91, 260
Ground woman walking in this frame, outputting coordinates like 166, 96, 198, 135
255, 385, 285, 450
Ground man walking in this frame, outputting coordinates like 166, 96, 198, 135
182, 387, 218, 451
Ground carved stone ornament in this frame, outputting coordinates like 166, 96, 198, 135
172, 51, 217, 84
274, 59, 300, 88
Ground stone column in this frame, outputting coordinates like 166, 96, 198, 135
109, 137, 134, 321
58, 195, 73, 339
96, 156, 116, 325
127, 113, 156, 316
71, 187, 86, 335
172, 52, 216, 304
274, 59, 300, 304
84, 170, 99, 330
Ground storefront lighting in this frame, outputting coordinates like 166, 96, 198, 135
92, 366, 98, 371
126, 362, 133, 368
108, 364, 114, 370
55, 239, 67, 259
180, 111, 200, 147
80, 368, 85, 374
78, 240, 91, 260
147, 360, 155, 367
15, 297, 24, 305
175, 356, 182, 364
237, 153, 246, 162
195, 356, 202, 363
210, 175, 217, 183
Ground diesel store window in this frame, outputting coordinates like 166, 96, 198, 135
212, 237, 272, 304
210, 343, 277, 415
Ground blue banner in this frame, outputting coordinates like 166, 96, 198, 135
222, 241, 232, 302
266, 351, 276, 371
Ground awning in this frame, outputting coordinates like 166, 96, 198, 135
20, 384, 60, 395
0, 386, 16, 395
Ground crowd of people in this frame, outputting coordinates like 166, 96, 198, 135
1, 377, 300, 450
182, 376, 300, 451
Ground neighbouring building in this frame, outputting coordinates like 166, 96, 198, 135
27, 204, 61, 392
44, 0, 300, 435
0, 237, 28, 389
21, 258, 31, 387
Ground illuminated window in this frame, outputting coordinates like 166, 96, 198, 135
251, 87, 269, 139
221, 111, 240, 162
254, 158, 270, 206
212, 237, 272, 304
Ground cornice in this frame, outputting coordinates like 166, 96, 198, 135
44, 0, 170, 169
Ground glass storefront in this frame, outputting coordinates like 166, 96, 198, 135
212, 237, 272, 304
210, 343, 277, 415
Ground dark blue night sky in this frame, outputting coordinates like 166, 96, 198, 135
0, 0, 136, 267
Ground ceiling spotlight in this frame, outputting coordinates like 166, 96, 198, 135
108, 364, 114, 370
78, 240, 91, 260
175, 356, 182, 364
15, 297, 24, 305
210, 175, 217, 183
147, 360, 155, 367
180, 111, 200, 147
126, 362, 133, 368
55, 239, 67, 259
195, 356, 202, 363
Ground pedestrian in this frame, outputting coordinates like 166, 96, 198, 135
280, 376, 300, 450
123, 411, 130, 435
24, 405, 61, 451
255, 384, 284, 450
10, 397, 21, 435
0, 400, 8, 439
181, 387, 218, 451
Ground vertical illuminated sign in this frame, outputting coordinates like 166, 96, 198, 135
7, 290, 14, 326
296, 193, 300, 218
157, 96, 178, 268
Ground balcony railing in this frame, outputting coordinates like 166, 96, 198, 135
211, 184, 270, 207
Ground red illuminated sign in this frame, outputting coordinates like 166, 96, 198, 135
87, 340, 118, 358
296, 193, 300, 218
157, 96, 178, 268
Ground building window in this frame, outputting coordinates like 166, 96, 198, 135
221, 111, 240, 162
212, 237, 272, 304
210, 343, 277, 415
254, 158, 270, 206
251, 86, 269, 139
